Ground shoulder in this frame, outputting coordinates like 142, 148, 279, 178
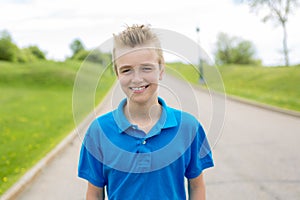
160, 97, 199, 128
164, 107, 205, 139
168, 107, 200, 127
96, 111, 115, 124
86, 111, 115, 136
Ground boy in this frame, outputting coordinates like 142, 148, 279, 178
78, 24, 214, 200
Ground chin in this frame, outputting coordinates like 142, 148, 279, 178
130, 93, 158, 105
128, 95, 148, 104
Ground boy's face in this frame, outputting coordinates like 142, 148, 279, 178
115, 45, 164, 105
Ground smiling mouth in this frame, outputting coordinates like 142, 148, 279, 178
129, 85, 150, 92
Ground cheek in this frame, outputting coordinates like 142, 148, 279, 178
117, 75, 127, 85
147, 73, 161, 83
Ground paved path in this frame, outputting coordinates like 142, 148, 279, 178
7, 75, 300, 200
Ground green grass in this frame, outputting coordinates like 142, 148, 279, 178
166, 62, 200, 84
0, 60, 115, 195
166, 62, 300, 112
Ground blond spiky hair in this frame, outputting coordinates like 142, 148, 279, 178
113, 24, 164, 74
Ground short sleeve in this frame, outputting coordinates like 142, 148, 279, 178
185, 123, 214, 179
78, 120, 106, 187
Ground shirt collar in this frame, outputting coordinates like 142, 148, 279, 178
112, 97, 177, 134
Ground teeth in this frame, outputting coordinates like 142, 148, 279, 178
131, 87, 145, 91
131, 86, 145, 91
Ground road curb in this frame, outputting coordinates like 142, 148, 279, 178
0, 86, 115, 200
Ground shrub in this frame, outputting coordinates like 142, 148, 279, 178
214, 32, 260, 65
17, 48, 38, 63
26, 45, 46, 60
0, 30, 46, 63
72, 49, 111, 65
0, 36, 19, 62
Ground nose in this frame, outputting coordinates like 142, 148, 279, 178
132, 70, 143, 83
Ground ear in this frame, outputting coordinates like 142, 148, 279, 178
113, 63, 121, 80
159, 65, 165, 80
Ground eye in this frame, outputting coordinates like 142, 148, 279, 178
119, 68, 132, 74
141, 65, 154, 72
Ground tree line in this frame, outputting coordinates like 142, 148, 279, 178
0, 30, 46, 63
0, 31, 111, 65
68, 39, 111, 65
0, 29, 259, 66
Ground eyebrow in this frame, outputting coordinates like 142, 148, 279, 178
119, 64, 132, 68
140, 62, 157, 66
119, 62, 157, 69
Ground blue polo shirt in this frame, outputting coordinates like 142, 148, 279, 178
78, 97, 214, 200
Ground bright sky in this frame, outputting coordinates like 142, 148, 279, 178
1, 0, 299, 65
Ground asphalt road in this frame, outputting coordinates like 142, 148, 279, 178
11, 75, 300, 200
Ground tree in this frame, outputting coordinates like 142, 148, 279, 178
0, 30, 47, 62
17, 48, 37, 63
26, 45, 46, 60
70, 39, 85, 57
69, 38, 112, 65
0, 30, 12, 41
17, 46, 46, 62
215, 32, 258, 65
72, 49, 111, 65
236, 0, 300, 66
0, 30, 19, 62
71, 49, 90, 61
85, 50, 111, 65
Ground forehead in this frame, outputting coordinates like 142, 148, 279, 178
114, 45, 159, 67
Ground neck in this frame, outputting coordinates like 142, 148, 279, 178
124, 97, 162, 131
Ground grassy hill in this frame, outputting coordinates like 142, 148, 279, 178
166, 63, 300, 112
0, 60, 115, 195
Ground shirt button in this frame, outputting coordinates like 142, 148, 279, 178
142, 140, 147, 145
